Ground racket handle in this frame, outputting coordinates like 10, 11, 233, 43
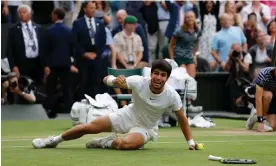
208, 155, 223, 161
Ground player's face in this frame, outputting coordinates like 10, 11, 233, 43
150, 69, 168, 90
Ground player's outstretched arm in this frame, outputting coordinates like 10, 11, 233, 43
174, 108, 196, 150
103, 75, 129, 89
255, 85, 263, 118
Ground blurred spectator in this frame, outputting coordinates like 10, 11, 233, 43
210, 14, 247, 71
141, 1, 159, 65
112, 9, 149, 63
114, 15, 146, 69
107, 1, 127, 29
54, 0, 74, 28
72, 1, 106, 100
156, 1, 170, 59
241, 0, 271, 34
72, 1, 82, 22
126, 1, 146, 31
2, 72, 36, 104
165, 0, 198, 40
32, 1, 55, 25
225, 44, 252, 108
7, 4, 43, 85
1, 0, 22, 24
169, 11, 200, 78
244, 13, 259, 48
113, 15, 145, 107
95, 1, 112, 26
1, 1, 9, 23
199, 0, 219, 61
224, 1, 243, 28
267, 20, 276, 46
261, 0, 276, 19
219, 1, 249, 17
248, 31, 274, 78
43, 8, 77, 118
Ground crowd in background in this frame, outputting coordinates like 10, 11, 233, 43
1, 0, 276, 118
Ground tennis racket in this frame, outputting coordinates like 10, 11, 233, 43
208, 155, 257, 164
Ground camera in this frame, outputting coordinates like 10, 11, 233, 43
232, 50, 240, 58
9, 81, 17, 89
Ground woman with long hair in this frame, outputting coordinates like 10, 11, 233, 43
244, 13, 259, 48
198, 0, 219, 61
168, 11, 200, 78
267, 20, 276, 46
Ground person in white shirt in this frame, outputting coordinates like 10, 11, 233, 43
240, 0, 271, 34
32, 59, 198, 151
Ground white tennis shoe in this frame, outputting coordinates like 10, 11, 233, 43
86, 134, 118, 149
32, 136, 58, 149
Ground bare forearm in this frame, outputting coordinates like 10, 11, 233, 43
134, 51, 143, 67
261, 16, 269, 24
24, 93, 36, 103
238, 61, 249, 72
168, 44, 174, 59
211, 50, 221, 63
242, 43, 248, 52
255, 88, 263, 116
178, 116, 193, 141
117, 54, 128, 68
3, 0, 8, 6
110, 45, 117, 67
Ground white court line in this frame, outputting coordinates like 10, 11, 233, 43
2, 140, 276, 149
2, 134, 275, 142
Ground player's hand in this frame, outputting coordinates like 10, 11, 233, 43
113, 75, 126, 85
189, 145, 196, 150
84, 52, 96, 60
70, 65, 79, 73
257, 123, 265, 132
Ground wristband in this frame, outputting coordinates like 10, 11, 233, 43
187, 139, 195, 146
257, 116, 264, 123
107, 76, 116, 86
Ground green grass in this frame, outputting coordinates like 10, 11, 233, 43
2, 119, 276, 166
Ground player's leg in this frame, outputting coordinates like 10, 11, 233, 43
185, 63, 196, 78
266, 114, 276, 131
32, 116, 112, 149
266, 95, 276, 131
259, 90, 273, 131
86, 127, 155, 150
111, 132, 145, 150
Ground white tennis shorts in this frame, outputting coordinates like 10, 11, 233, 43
108, 106, 158, 144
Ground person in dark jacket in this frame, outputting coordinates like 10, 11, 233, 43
43, 8, 78, 118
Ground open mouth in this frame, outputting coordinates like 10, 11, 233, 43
154, 82, 162, 87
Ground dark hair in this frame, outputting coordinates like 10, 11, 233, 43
83, 1, 96, 9
53, 8, 65, 20
151, 59, 172, 78
267, 20, 276, 35
248, 12, 257, 20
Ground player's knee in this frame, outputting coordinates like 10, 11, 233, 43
263, 91, 273, 100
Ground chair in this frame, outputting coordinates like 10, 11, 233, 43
107, 67, 143, 103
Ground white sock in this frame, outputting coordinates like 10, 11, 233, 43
53, 135, 64, 144
105, 140, 115, 148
